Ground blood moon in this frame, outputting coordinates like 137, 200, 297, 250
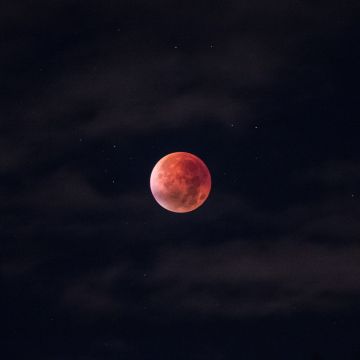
150, 152, 211, 213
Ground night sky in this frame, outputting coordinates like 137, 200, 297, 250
2, 1, 360, 359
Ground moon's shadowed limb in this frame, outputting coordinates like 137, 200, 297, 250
150, 152, 211, 213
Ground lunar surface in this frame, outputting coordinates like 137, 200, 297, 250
150, 152, 211, 213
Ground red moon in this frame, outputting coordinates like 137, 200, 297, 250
150, 152, 211, 213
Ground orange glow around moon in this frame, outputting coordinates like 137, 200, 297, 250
150, 152, 211, 213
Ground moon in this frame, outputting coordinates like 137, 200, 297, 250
150, 152, 211, 213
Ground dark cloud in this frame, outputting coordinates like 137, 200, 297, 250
151, 240, 360, 316
57, 239, 360, 320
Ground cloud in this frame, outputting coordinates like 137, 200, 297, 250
57, 237, 360, 319
150, 240, 360, 318
63, 265, 129, 314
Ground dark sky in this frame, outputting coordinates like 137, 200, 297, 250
1, 1, 360, 359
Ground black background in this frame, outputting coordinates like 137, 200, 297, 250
1, 1, 360, 359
